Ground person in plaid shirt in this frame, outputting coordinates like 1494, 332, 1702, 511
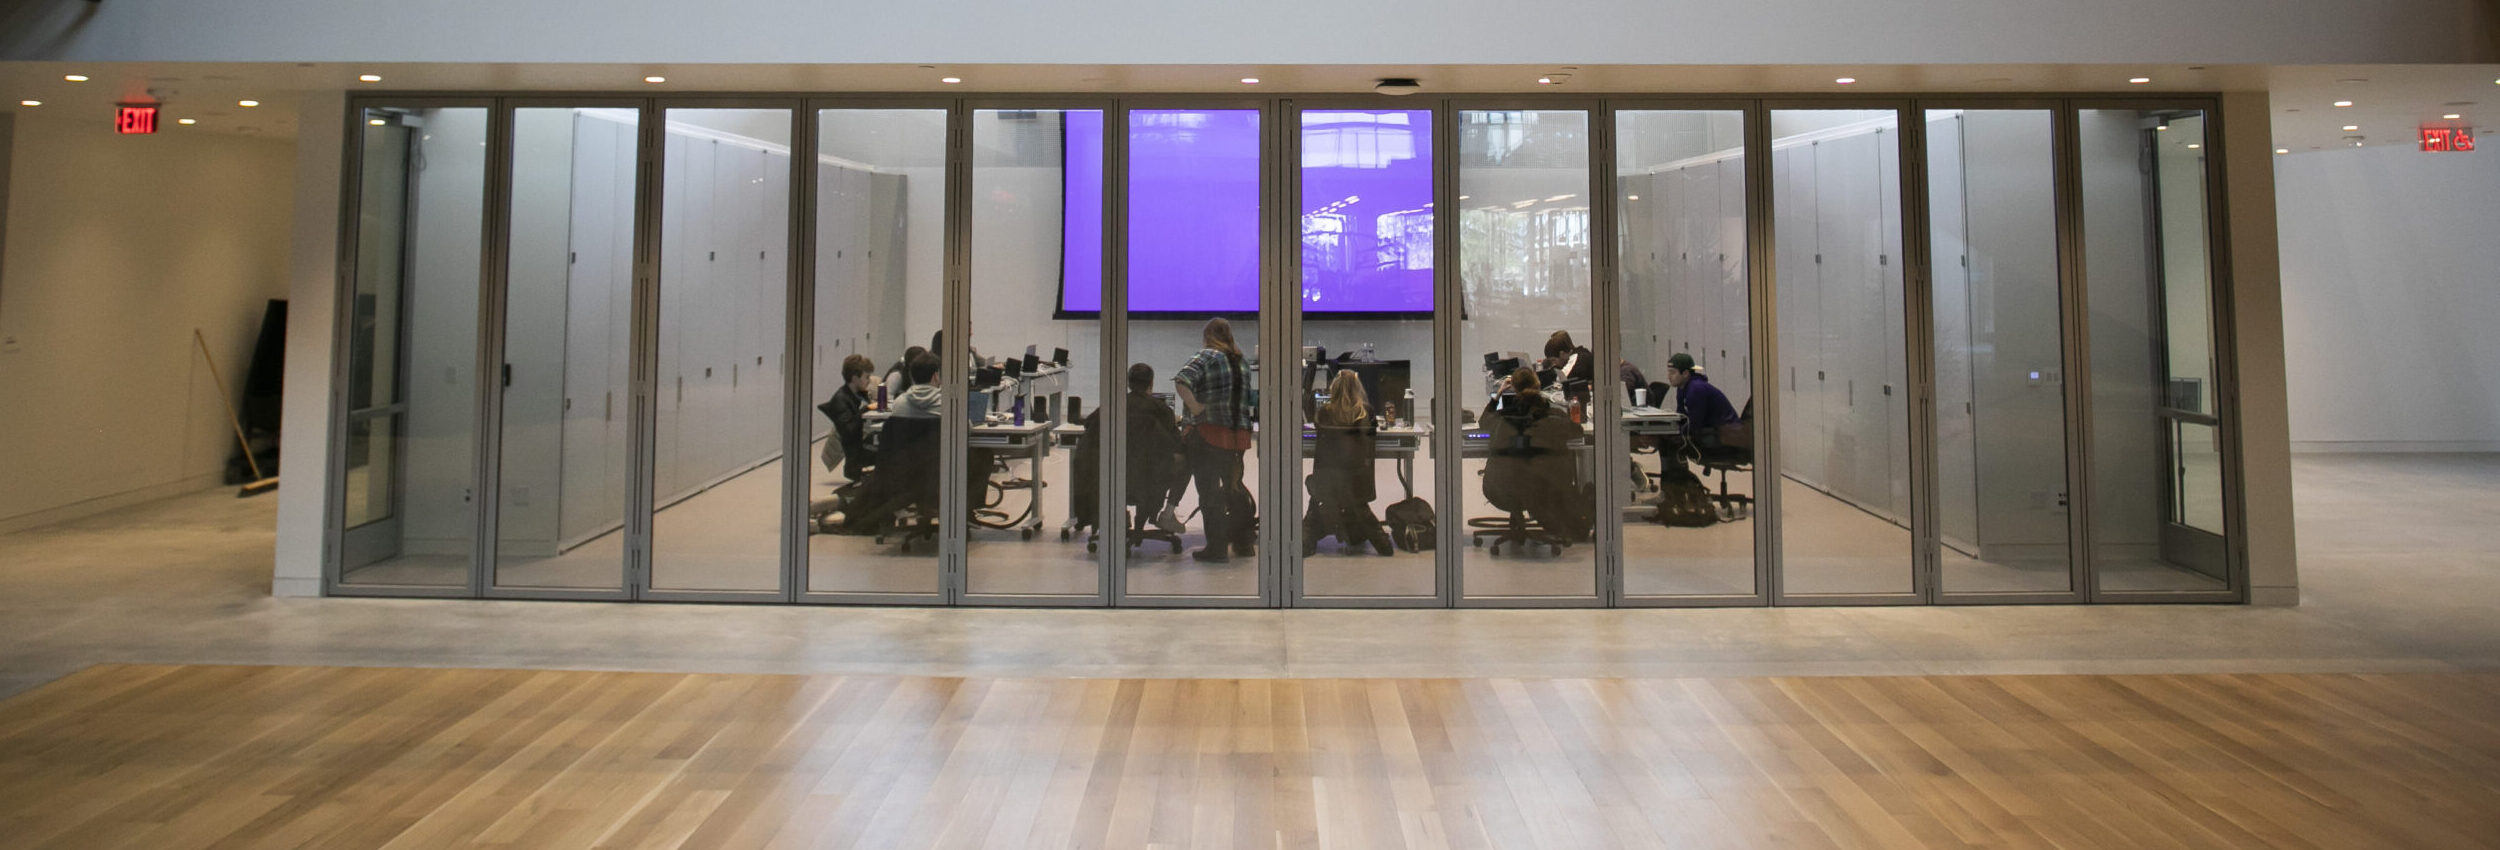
1174, 318, 1256, 563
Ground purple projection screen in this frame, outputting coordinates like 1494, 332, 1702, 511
1058, 108, 1434, 316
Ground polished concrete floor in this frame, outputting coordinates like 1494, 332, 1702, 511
1, 454, 2495, 701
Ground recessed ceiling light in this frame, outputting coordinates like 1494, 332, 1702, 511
1240, 77, 1259, 85
2275, 148, 2289, 154
2128, 77, 2152, 84
1626, 194, 1640, 200
238, 100, 259, 107
177, 118, 197, 125
17, 100, 37, 107
358, 74, 382, 83
1834, 77, 1857, 85
1537, 77, 1554, 85
643, 76, 665, 83
2333, 100, 2353, 107
940, 77, 961, 84
2185, 143, 2201, 149
2444, 113, 2464, 120
369, 118, 386, 126
2343, 124, 2359, 131
63, 74, 87, 82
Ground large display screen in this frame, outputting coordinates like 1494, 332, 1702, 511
1059, 108, 1435, 316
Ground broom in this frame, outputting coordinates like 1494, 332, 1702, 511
196, 329, 279, 497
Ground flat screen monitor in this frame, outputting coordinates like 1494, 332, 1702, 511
1060, 109, 1435, 318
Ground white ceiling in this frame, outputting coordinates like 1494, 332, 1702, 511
1, 61, 2492, 155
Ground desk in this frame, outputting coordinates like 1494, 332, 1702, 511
1300, 424, 1429, 500
862, 412, 1058, 537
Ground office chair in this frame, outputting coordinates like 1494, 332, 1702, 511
1697, 399, 1755, 521
1077, 396, 1187, 554
1468, 397, 1577, 556
867, 416, 943, 553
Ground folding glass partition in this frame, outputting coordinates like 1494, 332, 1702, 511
963, 105, 1110, 603
2078, 107, 2233, 597
803, 105, 952, 602
1114, 103, 1274, 606
331, 93, 2240, 608
335, 102, 493, 593
1610, 107, 1762, 603
642, 104, 797, 599
488, 102, 643, 598
1767, 107, 1919, 601
1922, 106, 2080, 599
1453, 107, 1603, 604
1286, 102, 1444, 605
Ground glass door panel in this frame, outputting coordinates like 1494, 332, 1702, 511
1293, 106, 1440, 601
805, 107, 950, 598
1926, 108, 2076, 596
340, 105, 489, 590
493, 106, 641, 592
646, 107, 793, 595
1456, 108, 1600, 601
966, 107, 1107, 600
1769, 108, 1915, 598
2080, 109, 2229, 593
1119, 107, 1267, 602
1611, 108, 1759, 601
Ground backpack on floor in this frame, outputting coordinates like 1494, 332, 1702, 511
1382, 497, 1437, 552
1654, 464, 1719, 528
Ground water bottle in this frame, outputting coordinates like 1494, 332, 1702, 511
1401, 388, 1415, 427
875, 382, 888, 411
1010, 394, 1026, 426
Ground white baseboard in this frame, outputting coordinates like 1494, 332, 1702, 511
2249, 586, 2301, 607
2291, 440, 2500, 454
271, 575, 323, 598
0, 472, 231, 535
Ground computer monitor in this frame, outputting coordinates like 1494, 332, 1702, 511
1052, 347, 1070, 366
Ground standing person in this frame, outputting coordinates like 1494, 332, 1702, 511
1174, 318, 1256, 563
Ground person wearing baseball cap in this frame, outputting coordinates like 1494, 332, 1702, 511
1666, 352, 1741, 442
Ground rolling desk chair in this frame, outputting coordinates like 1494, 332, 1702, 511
1075, 396, 1187, 554
1469, 397, 1581, 556
867, 415, 943, 553
1698, 399, 1755, 521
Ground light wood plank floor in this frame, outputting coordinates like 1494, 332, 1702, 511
2, 665, 2497, 849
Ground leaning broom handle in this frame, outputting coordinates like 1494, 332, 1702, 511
195, 329, 268, 484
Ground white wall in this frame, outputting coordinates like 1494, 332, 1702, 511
0, 112, 296, 531
2277, 141, 2500, 451
2, 0, 2489, 64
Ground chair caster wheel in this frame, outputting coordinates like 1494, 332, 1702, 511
1086, 541, 1098, 553
1022, 528, 1036, 541
1059, 528, 1071, 541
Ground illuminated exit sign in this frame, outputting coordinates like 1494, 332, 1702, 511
115, 105, 157, 135
2420, 125, 2476, 152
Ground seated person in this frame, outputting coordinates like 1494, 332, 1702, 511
836, 354, 946, 536
1077, 363, 1188, 542
1619, 358, 1651, 406
818, 354, 879, 480
1305, 369, 1394, 556
1665, 352, 1745, 460
1481, 368, 1589, 542
884, 345, 927, 394
1541, 330, 1597, 402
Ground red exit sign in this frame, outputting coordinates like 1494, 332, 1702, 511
115, 105, 157, 135
2420, 125, 2476, 152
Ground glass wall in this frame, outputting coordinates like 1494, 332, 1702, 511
1456, 108, 1598, 600
339, 94, 2239, 608
967, 107, 1106, 599
338, 105, 490, 589
1770, 108, 1915, 598
644, 107, 794, 595
1926, 108, 2075, 595
1612, 108, 1756, 600
2081, 108, 2229, 593
492, 106, 640, 593
1121, 107, 1266, 601
806, 107, 949, 598
1295, 107, 1439, 600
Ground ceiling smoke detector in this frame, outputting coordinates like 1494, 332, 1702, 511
1374, 78, 1422, 96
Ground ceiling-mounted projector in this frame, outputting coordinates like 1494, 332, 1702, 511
1374, 78, 1422, 96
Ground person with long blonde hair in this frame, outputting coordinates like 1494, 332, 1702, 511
1306, 368, 1394, 556
1174, 317, 1256, 562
